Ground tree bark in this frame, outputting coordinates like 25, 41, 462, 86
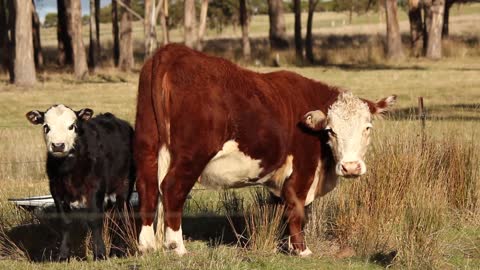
112, 0, 120, 66
408, 0, 423, 57
306, 0, 318, 64
426, 0, 445, 59
423, 0, 432, 55
159, 0, 169, 46
184, 0, 197, 48
89, 0, 101, 70
0, 0, 9, 73
267, 0, 288, 50
196, 0, 209, 51
6, 0, 15, 81
385, 0, 404, 60
67, 0, 88, 79
14, 0, 36, 86
293, 0, 303, 61
239, 0, 251, 61
144, 0, 156, 58
57, 0, 73, 66
442, 0, 453, 39
31, 0, 43, 70
119, 0, 134, 71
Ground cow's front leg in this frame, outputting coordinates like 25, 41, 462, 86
56, 199, 73, 262
87, 193, 106, 260
283, 181, 312, 257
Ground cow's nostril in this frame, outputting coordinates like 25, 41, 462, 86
341, 161, 362, 176
341, 164, 348, 173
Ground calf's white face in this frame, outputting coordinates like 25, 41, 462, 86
26, 105, 93, 158
303, 92, 396, 177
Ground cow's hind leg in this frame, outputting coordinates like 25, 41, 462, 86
135, 142, 160, 252
160, 157, 209, 256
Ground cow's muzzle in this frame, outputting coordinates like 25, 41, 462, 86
337, 161, 365, 177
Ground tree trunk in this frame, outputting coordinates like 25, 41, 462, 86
6, 0, 15, 81
426, 0, 445, 59
267, 0, 288, 50
423, 0, 432, 55
306, 0, 318, 64
196, 0, 209, 51
159, 0, 169, 46
184, 0, 197, 48
293, 0, 303, 61
144, 0, 156, 58
67, 0, 88, 79
119, 0, 134, 71
442, 0, 453, 39
14, 0, 36, 86
32, 0, 43, 70
89, 0, 101, 70
385, 0, 404, 60
112, 0, 120, 66
239, 0, 251, 61
408, 0, 423, 57
0, 0, 9, 73
57, 0, 73, 66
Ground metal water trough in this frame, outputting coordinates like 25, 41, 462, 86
8, 192, 140, 212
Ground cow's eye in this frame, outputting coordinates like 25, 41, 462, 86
326, 128, 337, 137
365, 124, 373, 131
43, 125, 50, 134
68, 124, 76, 131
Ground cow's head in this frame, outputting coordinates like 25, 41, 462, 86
302, 92, 396, 177
26, 104, 93, 158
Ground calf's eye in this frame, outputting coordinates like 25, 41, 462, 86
68, 124, 76, 131
43, 125, 50, 134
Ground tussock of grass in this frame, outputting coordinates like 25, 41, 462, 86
306, 132, 479, 268
0, 226, 29, 261
224, 190, 287, 254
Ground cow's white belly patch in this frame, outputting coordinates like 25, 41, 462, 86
200, 140, 264, 188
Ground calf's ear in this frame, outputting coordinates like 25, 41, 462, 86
26, 110, 44, 125
301, 110, 326, 131
77, 108, 94, 121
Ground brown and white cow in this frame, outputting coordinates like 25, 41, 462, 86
134, 44, 395, 256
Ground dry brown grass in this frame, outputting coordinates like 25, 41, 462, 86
305, 130, 479, 268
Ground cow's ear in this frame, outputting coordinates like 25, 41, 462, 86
302, 110, 326, 131
363, 95, 396, 115
26, 110, 44, 125
77, 108, 94, 121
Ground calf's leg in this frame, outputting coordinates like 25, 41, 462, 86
87, 193, 106, 260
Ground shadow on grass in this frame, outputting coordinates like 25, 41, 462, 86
4, 206, 245, 262
35, 33, 479, 74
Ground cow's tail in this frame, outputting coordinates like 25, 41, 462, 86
149, 48, 170, 248
150, 48, 171, 148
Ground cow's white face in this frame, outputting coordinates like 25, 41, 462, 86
302, 92, 396, 177
26, 105, 93, 158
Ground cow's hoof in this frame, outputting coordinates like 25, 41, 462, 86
297, 247, 313, 257
138, 225, 157, 253
165, 242, 187, 256
93, 254, 107, 261
57, 256, 70, 262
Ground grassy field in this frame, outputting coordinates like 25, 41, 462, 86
1, 5, 480, 270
